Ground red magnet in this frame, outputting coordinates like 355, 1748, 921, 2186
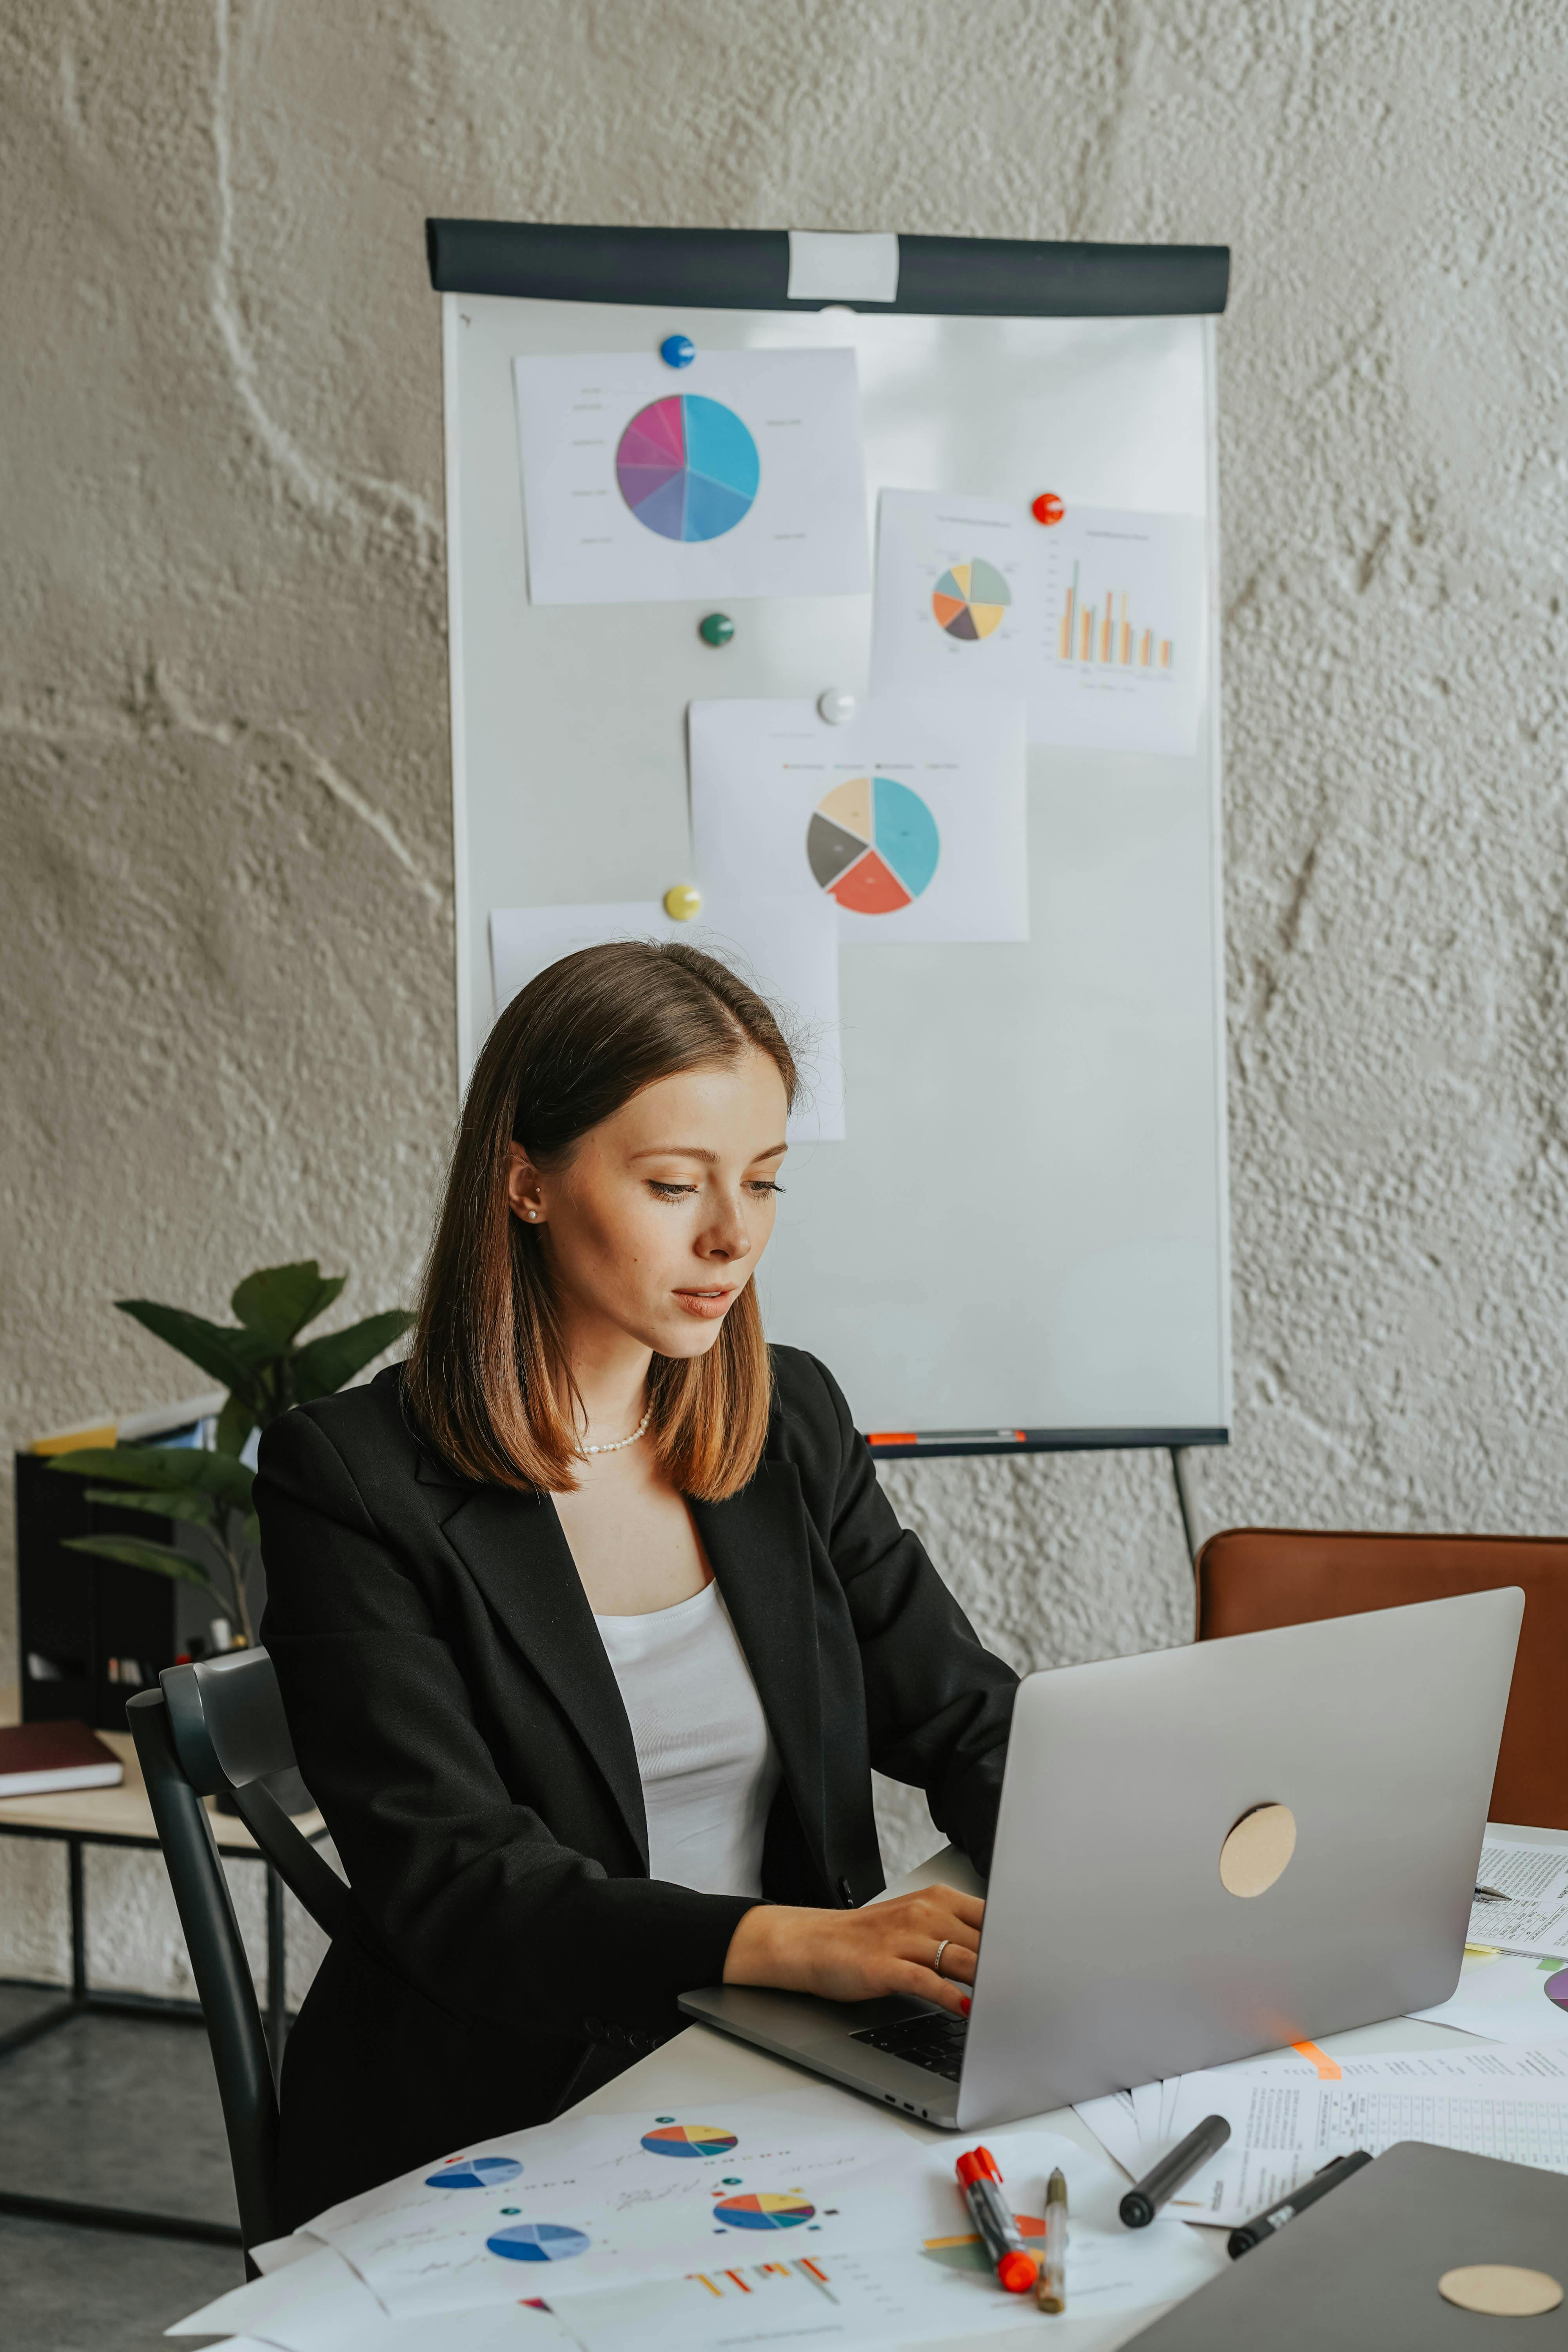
1031, 492, 1065, 526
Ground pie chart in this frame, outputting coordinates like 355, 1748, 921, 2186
641, 2124, 739, 2158
713, 2191, 817, 2230
426, 2155, 522, 2189
487, 2221, 591, 2263
616, 396, 759, 543
933, 558, 1011, 641
1548, 1967, 1568, 2011
806, 776, 940, 915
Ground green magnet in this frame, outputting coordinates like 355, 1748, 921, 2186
699, 612, 735, 647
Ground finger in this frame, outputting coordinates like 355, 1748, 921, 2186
895, 1922, 979, 1984
917, 1883, 984, 1917
924, 1912, 981, 1962
914, 1889, 985, 1940
892, 1960, 969, 2018
894, 1924, 977, 1980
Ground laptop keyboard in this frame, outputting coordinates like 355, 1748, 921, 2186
851, 2010, 969, 2082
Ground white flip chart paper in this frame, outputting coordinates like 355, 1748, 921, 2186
513, 349, 869, 605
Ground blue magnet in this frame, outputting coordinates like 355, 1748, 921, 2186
660, 334, 696, 368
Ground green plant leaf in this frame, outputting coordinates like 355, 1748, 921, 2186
187, 1452, 256, 1510
46, 1446, 183, 1489
230, 1261, 347, 1347
215, 1392, 256, 1458
60, 1534, 219, 1593
115, 1300, 275, 1406
46, 1445, 254, 1510
82, 1486, 220, 1528
240, 1512, 260, 1545
291, 1309, 414, 1403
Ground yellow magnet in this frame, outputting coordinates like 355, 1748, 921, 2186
664, 884, 702, 921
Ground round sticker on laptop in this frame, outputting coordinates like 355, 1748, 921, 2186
1218, 1803, 1297, 1898
1438, 2265, 1563, 2317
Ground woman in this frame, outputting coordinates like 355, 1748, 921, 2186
258, 941, 1017, 2226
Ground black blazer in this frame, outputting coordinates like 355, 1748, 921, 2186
256, 1347, 1017, 2227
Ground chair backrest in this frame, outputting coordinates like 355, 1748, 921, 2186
159, 1650, 350, 1940
127, 1682, 281, 2261
1194, 1528, 1568, 1830
127, 1646, 351, 2262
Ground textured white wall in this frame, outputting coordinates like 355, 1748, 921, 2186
3, 0, 1565, 1976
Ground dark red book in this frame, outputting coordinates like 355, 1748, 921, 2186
0, 1720, 123, 1797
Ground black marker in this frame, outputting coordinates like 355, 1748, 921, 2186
1119, 2113, 1232, 2228
1227, 2149, 1374, 2257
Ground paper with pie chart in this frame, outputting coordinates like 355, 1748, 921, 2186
550, 2127, 1213, 2350
489, 892, 844, 1141
304, 2100, 910, 2317
512, 348, 869, 605
690, 696, 1028, 946
871, 487, 1207, 758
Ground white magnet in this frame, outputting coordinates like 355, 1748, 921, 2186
817, 688, 857, 726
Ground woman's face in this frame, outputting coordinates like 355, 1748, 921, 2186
508, 1049, 789, 1360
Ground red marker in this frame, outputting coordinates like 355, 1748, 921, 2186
955, 2146, 1039, 2294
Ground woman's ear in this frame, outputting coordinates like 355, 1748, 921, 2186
506, 1142, 547, 1225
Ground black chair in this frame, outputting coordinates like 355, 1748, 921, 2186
127, 1650, 350, 2265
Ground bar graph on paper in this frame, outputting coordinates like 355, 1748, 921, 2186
1033, 505, 1206, 756
1057, 564, 1174, 672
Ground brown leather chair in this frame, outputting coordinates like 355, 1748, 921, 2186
1194, 1529, 1568, 1831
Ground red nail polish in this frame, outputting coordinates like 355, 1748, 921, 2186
960, 1995, 972, 2014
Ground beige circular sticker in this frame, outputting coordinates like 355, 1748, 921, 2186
1438, 2265, 1563, 2317
1218, 1803, 1297, 1898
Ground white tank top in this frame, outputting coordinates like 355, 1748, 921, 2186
594, 1582, 781, 1897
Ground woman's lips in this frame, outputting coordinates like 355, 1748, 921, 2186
673, 1287, 735, 1321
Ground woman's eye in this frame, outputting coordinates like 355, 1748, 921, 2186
647, 1180, 697, 1200
748, 1181, 784, 1197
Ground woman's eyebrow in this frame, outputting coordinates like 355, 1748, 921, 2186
629, 1141, 788, 1163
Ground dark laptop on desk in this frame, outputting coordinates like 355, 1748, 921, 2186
680, 1588, 1523, 2130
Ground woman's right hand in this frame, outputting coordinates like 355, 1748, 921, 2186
721, 1884, 983, 2019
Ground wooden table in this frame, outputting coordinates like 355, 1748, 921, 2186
0, 1709, 326, 2249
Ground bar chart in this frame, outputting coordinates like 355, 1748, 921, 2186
1056, 562, 1174, 672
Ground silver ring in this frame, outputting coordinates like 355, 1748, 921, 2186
933, 1938, 950, 1978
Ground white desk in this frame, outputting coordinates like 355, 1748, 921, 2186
567, 1822, 1568, 2352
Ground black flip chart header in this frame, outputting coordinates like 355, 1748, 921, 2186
426, 220, 1230, 318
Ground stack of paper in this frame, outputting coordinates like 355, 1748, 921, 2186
1466, 1839, 1568, 1957
1077, 2042, 1568, 2229
169, 2098, 1217, 2350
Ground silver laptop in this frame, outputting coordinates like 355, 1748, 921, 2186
679, 1589, 1523, 2131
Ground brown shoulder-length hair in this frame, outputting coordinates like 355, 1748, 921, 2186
405, 940, 797, 1502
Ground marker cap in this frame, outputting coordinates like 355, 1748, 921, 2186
956, 2146, 1002, 2189
999, 2249, 1039, 2294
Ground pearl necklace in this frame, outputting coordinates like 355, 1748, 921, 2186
581, 1405, 652, 1457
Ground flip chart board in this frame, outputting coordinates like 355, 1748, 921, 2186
430, 221, 1231, 1455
